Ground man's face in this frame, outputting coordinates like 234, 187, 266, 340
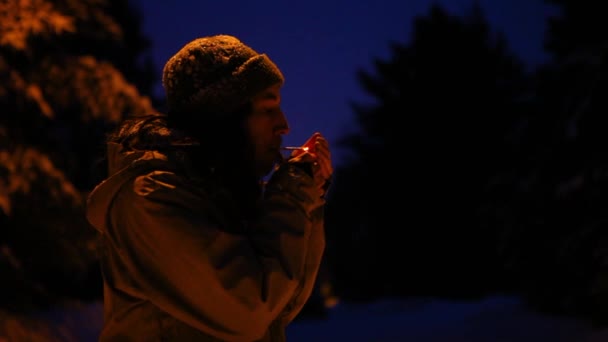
246, 83, 289, 177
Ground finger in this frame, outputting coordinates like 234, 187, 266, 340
314, 141, 332, 176
314, 136, 329, 150
314, 148, 330, 168
312, 138, 328, 158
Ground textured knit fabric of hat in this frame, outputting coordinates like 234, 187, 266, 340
162, 35, 284, 117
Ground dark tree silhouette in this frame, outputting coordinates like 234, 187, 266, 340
324, 3, 531, 301
325, 0, 608, 329
497, 0, 608, 326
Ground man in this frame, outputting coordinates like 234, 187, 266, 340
86, 34, 332, 341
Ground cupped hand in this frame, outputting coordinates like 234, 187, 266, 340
288, 132, 333, 196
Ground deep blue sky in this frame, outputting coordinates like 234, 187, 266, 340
134, 0, 558, 167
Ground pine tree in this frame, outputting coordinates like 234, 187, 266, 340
500, 0, 608, 326
324, 4, 531, 300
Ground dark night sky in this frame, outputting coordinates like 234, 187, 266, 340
134, 0, 558, 166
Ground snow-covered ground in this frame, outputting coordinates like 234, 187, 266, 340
37, 296, 608, 341
287, 296, 608, 342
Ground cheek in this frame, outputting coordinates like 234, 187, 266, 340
245, 118, 260, 143
245, 118, 269, 155
247, 116, 273, 138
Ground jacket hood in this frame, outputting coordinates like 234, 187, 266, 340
86, 142, 172, 234
86, 116, 198, 234
86, 114, 260, 235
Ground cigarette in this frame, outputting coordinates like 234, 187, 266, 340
281, 146, 309, 151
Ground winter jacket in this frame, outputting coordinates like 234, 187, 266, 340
86, 141, 326, 341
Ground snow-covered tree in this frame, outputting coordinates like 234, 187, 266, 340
0, 0, 158, 338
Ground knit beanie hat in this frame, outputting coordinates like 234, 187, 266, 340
162, 35, 284, 119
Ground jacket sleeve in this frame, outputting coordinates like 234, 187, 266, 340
278, 214, 325, 324
106, 163, 325, 342
251, 164, 327, 325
